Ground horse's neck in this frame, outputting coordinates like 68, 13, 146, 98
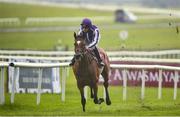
83, 52, 94, 64
78, 52, 94, 71
76, 52, 102, 78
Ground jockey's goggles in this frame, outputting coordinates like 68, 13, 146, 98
81, 24, 89, 29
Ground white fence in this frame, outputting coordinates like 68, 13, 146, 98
0, 62, 69, 105
0, 49, 180, 60
25, 16, 111, 25
0, 18, 20, 26
0, 61, 180, 105
0, 56, 180, 66
0, 17, 110, 26
0, 62, 9, 105
110, 64, 180, 100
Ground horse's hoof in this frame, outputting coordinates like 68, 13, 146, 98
98, 98, 104, 104
94, 99, 99, 104
106, 99, 111, 105
83, 108, 86, 112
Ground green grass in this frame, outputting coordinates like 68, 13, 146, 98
0, 69, 180, 116
0, 2, 113, 28
0, 3, 180, 50
1, 2, 180, 27
0, 31, 76, 50
0, 3, 112, 18
0, 27, 179, 50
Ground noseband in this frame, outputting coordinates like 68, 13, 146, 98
74, 42, 85, 60
74, 35, 88, 60
75, 53, 83, 60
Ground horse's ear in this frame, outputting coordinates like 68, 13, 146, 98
74, 32, 77, 39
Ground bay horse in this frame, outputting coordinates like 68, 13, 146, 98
72, 32, 111, 112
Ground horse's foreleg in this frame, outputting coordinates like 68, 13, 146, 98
93, 84, 104, 104
79, 87, 86, 112
93, 84, 99, 104
90, 87, 94, 99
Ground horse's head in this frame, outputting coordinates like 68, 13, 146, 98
73, 32, 86, 60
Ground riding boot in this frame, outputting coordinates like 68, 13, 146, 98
69, 56, 75, 66
93, 47, 104, 67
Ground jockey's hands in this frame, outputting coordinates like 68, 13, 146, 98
85, 46, 92, 52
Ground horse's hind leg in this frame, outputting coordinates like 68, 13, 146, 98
103, 80, 111, 105
79, 86, 86, 112
102, 68, 111, 105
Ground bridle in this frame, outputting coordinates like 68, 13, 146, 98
74, 39, 87, 60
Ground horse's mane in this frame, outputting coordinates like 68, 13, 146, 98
76, 34, 84, 41
84, 50, 95, 64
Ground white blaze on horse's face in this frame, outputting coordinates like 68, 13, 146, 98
77, 41, 81, 45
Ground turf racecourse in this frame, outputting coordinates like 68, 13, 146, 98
0, 2, 180, 116
0, 70, 180, 116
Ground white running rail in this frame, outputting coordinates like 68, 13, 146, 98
1, 62, 180, 105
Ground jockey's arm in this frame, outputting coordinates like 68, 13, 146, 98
87, 29, 100, 48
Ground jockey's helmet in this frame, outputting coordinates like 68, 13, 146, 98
81, 18, 92, 28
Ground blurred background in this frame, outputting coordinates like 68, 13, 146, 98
0, 0, 179, 51
41, 0, 180, 8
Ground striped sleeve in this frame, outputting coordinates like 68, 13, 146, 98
88, 29, 99, 48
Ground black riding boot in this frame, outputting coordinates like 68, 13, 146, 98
93, 47, 104, 67
69, 56, 75, 66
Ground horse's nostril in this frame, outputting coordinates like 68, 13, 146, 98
76, 49, 80, 53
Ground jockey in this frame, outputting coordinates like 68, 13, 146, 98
69, 18, 104, 67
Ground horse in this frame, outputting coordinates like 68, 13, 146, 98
72, 32, 111, 112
